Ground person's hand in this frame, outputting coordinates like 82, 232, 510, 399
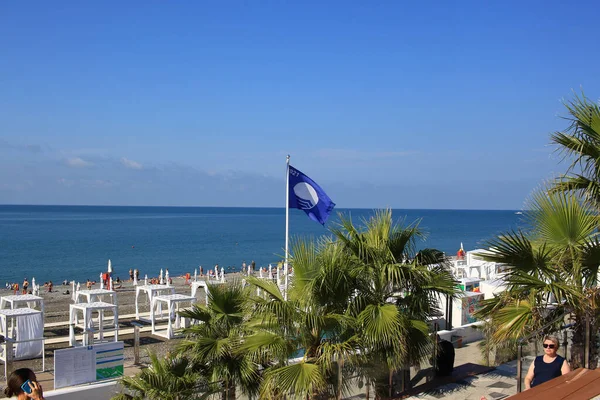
27, 380, 44, 400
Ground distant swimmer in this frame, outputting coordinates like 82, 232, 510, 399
132, 245, 135, 248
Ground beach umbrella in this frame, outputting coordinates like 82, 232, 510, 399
159, 269, 164, 285
214, 265, 218, 278
144, 274, 148, 286
220, 268, 224, 283
31, 277, 36, 292
133, 272, 138, 286
460, 242, 464, 251
247, 264, 251, 276
76, 282, 81, 292
259, 268, 263, 278
269, 264, 272, 278
276, 266, 281, 285
71, 281, 76, 300
165, 269, 170, 287
108, 259, 112, 274
109, 276, 113, 290
194, 268, 197, 282
100, 272, 104, 289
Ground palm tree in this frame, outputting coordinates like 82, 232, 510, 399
476, 191, 600, 368
178, 282, 261, 400
330, 209, 458, 398
550, 91, 600, 206
111, 352, 208, 400
242, 236, 360, 400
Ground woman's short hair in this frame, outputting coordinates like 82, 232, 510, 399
4, 368, 36, 398
543, 335, 560, 347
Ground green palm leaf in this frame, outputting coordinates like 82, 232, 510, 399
261, 361, 326, 399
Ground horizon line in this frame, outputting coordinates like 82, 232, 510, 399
0, 203, 522, 212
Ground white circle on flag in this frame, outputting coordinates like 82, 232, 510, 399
294, 182, 319, 209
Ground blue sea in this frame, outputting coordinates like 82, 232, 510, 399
0, 206, 522, 284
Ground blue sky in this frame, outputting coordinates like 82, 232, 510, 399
1, 1, 599, 209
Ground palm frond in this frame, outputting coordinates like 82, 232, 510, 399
261, 361, 326, 399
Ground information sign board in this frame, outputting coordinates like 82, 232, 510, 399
54, 342, 124, 389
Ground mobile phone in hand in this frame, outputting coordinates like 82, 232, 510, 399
21, 379, 33, 394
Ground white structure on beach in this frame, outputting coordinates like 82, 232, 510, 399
69, 302, 118, 346
0, 307, 45, 376
150, 294, 196, 339
135, 284, 176, 321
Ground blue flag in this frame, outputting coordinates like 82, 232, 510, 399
288, 165, 336, 225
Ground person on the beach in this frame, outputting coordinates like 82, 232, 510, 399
86, 279, 92, 289
199, 266, 204, 276
129, 269, 134, 281
22, 278, 29, 295
47, 281, 53, 293
135, 269, 139, 280
524, 335, 570, 389
185, 272, 191, 284
4, 368, 45, 399
13, 283, 19, 295
242, 261, 246, 273
251, 260, 256, 271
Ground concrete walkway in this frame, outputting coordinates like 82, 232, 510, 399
403, 360, 520, 400
400, 342, 528, 400
343, 341, 523, 400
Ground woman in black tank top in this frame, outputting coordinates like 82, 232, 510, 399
524, 335, 571, 390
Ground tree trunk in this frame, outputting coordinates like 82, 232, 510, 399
221, 381, 236, 400
570, 312, 587, 369
336, 359, 344, 400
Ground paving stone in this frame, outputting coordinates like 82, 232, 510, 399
487, 391, 509, 399
487, 381, 514, 389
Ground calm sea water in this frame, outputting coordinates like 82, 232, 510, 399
0, 206, 522, 284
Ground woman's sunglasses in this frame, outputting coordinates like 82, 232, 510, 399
543, 343, 556, 349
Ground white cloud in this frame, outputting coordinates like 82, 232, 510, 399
65, 157, 93, 168
120, 157, 143, 170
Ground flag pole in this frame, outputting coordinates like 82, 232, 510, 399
284, 155, 290, 301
